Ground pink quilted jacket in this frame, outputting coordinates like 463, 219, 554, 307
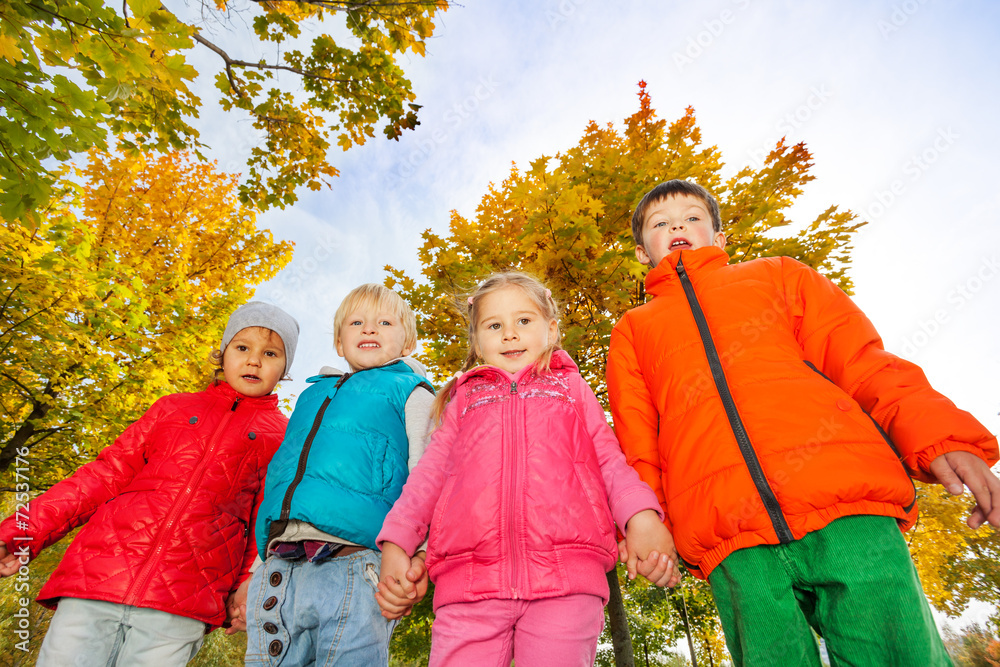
377, 351, 661, 609
0, 382, 286, 627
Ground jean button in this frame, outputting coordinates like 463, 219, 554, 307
268, 640, 283, 656
262, 595, 278, 610
269, 572, 282, 587
264, 622, 278, 634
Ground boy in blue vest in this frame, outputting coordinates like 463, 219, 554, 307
239, 284, 435, 666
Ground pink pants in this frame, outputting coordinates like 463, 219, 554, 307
429, 594, 606, 667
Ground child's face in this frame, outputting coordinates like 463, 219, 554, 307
635, 193, 726, 267
335, 304, 413, 372
474, 286, 558, 375
222, 327, 286, 397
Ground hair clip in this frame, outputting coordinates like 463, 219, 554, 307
545, 289, 552, 299
468, 297, 474, 306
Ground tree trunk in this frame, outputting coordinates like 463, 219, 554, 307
678, 587, 699, 667
606, 569, 635, 667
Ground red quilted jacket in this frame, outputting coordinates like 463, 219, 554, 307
0, 382, 286, 627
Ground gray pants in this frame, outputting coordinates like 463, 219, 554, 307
37, 597, 206, 667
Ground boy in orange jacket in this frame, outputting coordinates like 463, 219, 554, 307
608, 179, 999, 666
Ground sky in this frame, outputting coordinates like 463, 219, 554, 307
184, 0, 998, 627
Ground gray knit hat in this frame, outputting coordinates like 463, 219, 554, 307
221, 301, 300, 373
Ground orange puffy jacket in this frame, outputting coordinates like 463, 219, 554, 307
607, 246, 998, 579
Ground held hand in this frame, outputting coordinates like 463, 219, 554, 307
224, 578, 250, 635
929, 451, 1000, 528
376, 542, 420, 620
0, 542, 24, 578
618, 539, 682, 588
401, 551, 430, 613
623, 509, 679, 584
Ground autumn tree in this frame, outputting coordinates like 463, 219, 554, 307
0, 148, 292, 483
387, 81, 860, 396
0, 0, 447, 223
909, 482, 1000, 619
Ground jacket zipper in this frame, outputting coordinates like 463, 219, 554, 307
802, 360, 917, 513
675, 256, 794, 543
277, 395, 334, 527
124, 397, 241, 604
506, 377, 521, 597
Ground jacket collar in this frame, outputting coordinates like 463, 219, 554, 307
207, 380, 279, 409
456, 349, 578, 389
645, 246, 729, 297
307, 356, 427, 384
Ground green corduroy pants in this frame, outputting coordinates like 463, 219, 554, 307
707, 514, 952, 666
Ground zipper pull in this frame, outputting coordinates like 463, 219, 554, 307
231, 399, 240, 411
510, 381, 517, 394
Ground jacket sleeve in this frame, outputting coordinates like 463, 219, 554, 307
783, 257, 999, 479
376, 394, 460, 557
607, 315, 667, 514
0, 397, 161, 559
404, 385, 436, 471
574, 376, 664, 529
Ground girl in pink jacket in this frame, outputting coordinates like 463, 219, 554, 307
377, 272, 678, 667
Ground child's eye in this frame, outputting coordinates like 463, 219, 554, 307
350, 320, 362, 326
236, 345, 248, 352
380, 320, 392, 326
265, 350, 277, 357
487, 322, 501, 330
687, 216, 699, 222
653, 220, 666, 228
518, 318, 531, 325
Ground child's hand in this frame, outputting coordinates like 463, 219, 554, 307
224, 578, 250, 635
0, 542, 23, 578
376, 542, 425, 620
623, 509, 679, 583
929, 450, 1000, 529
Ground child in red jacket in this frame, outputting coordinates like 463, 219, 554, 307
376, 272, 679, 667
0, 301, 298, 667
609, 180, 999, 666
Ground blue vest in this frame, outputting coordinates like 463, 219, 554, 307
256, 361, 432, 556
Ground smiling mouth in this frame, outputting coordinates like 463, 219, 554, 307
502, 350, 525, 357
670, 238, 691, 249
358, 342, 381, 349
242, 374, 261, 382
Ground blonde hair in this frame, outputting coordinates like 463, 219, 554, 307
333, 283, 418, 352
432, 272, 561, 423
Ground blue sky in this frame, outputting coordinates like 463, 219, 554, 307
183, 0, 999, 629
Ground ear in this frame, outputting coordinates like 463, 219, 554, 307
635, 245, 652, 266
334, 335, 345, 358
713, 231, 727, 250
400, 344, 414, 358
547, 318, 558, 343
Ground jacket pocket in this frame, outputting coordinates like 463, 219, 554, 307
572, 462, 614, 537
429, 474, 459, 556
802, 360, 917, 512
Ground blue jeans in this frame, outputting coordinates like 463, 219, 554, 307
37, 597, 205, 667
245, 548, 397, 666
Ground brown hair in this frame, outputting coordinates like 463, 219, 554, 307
631, 179, 722, 247
431, 272, 561, 424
